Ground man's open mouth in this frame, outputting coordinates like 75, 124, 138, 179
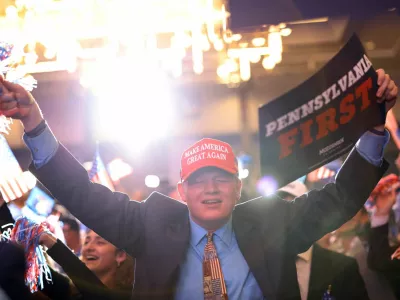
202, 200, 222, 204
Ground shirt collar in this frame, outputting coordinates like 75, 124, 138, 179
297, 245, 313, 262
189, 215, 233, 248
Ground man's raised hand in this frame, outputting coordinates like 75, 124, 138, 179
0, 77, 43, 132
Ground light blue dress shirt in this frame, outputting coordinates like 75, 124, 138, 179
175, 216, 264, 300
23, 124, 390, 300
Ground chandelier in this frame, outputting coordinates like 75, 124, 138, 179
0, 0, 292, 84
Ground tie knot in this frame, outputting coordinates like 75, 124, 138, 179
207, 232, 214, 242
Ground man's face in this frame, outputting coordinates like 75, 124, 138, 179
178, 167, 242, 228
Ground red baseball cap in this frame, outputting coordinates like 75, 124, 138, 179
180, 138, 238, 181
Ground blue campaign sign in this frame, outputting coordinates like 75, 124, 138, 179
258, 34, 382, 188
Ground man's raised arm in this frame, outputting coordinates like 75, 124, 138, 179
278, 69, 398, 254
0, 78, 145, 256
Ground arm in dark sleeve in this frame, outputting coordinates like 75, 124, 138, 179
47, 239, 105, 291
0, 203, 15, 240
347, 258, 370, 300
29, 145, 146, 256
368, 223, 400, 272
47, 240, 131, 300
283, 147, 388, 253
0, 242, 31, 300
41, 266, 72, 300
0, 204, 73, 299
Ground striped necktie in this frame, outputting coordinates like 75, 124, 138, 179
203, 232, 228, 300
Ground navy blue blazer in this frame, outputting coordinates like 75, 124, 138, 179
30, 145, 388, 300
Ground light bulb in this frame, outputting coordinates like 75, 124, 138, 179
262, 57, 276, 70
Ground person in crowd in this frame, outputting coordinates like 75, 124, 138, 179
368, 179, 400, 298
80, 230, 134, 294
322, 208, 369, 256
0, 70, 397, 299
0, 192, 132, 300
0, 241, 31, 300
41, 228, 134, 300
278, 181, 369, 300
318, 204, 397, 300
61, 217, 82, 256
0, 227, 71, 300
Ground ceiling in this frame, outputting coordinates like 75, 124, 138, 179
229, 0, 399, 29
1, 1, 399, 84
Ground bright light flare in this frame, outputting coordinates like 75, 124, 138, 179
89, 58, 176, 155
256, 176, 278, 196
238, 168, 249, 179
108, 158, 133, 182
145, 175, 160, 188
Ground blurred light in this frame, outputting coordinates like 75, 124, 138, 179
145, 175, 160, 188
107, 158, 133, 182
44, 48, 56, 59
365, 41, 376, 51
217, 59, 239, 79
230, 73, 241, 84
226, 59, 238, 72
239, 168, 249, 179
239, 57, 251, 81
1, 0, 291, 82
217, 64, 230, 79
280, 28, 292, 37
214, 39, 224, 51
231, 34, 242, 41
6, 6, 18, 20
237, 153, 253, 165
256, 176, 278, 196
289, 17, 328, 25
92, 59, 176, 155
249, 53, 261, 63
193, 63, 204, 74
272, 53, 282, 63
201, 35, 211, 51
268, 31, 283, 53
182, 33, 193, 48
171, 62, 183, 78
66, 60, 77, 73
262, 57, 276, 70
25, 53, 38, 65
252, 37, 266, 47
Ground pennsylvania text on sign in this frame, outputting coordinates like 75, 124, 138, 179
258, 34, 385, 189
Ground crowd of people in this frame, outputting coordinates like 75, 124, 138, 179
0, 67, 399, 300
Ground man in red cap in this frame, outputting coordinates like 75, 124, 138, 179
0, 69, 398, 300
178, 138, 240, 231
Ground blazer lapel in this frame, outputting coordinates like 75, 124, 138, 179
165, 212, 190, 264
233, 217, 276, 300
152, 211, 190, 287
308, 245, 331, 300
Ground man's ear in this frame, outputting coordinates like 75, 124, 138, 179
177, 182, 187, 203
